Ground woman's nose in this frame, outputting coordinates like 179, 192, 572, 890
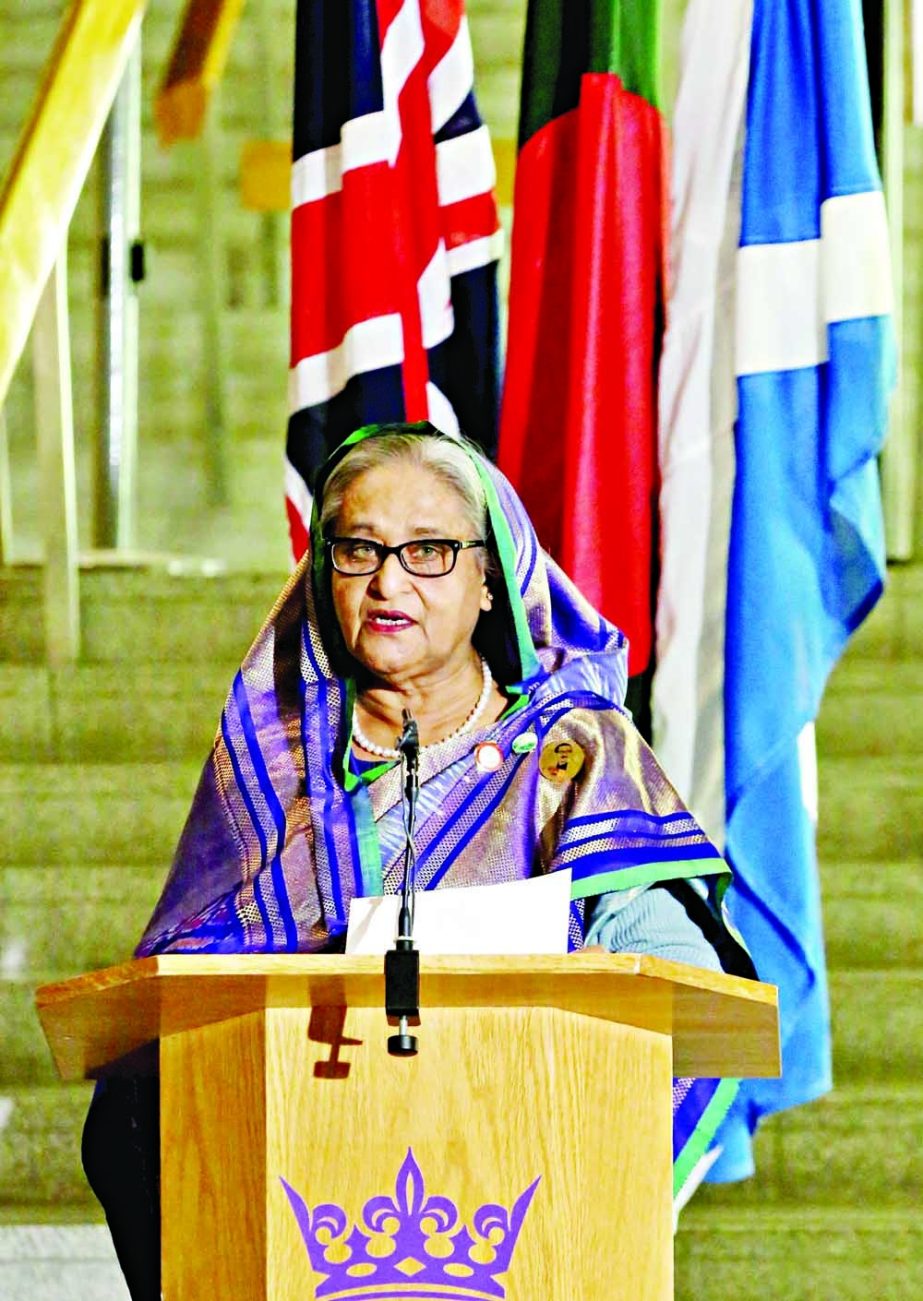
369, 551, 411, 596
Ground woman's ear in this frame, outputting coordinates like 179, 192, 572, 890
480, 583, 494, 613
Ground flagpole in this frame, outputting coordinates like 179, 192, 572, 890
253, 0, 282, 308
94, 35, 142, 552
881, 0, 916, 560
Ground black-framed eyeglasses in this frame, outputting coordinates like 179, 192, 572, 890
327, 537, 487, 577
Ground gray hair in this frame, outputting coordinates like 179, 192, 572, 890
320, 432, 490, 545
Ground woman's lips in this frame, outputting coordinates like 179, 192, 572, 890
363, 610, 416, 634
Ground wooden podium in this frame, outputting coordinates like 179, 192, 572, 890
37, 954, 778, 1300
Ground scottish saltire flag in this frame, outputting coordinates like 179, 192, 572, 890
498, 0, 668, 725
285, 0, 503, 560
655, 0, 894, 1182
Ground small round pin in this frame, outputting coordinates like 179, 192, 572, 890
474, 741, 504, 773
538, 738, 585, 783
511, 731, 538, 755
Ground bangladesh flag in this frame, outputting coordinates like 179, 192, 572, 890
498, 0, 667, 729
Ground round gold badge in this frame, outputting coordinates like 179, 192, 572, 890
538, 738, 585, 783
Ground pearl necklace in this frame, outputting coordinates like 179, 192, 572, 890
351, 657, 494, 760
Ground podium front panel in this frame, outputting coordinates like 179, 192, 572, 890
161, 1004, 673, 1300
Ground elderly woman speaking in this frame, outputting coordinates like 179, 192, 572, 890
85, 422, 754, 1296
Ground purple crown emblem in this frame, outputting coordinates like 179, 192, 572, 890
281, 1148, 540, 1300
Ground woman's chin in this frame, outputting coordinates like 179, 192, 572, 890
352, 635, 422, 683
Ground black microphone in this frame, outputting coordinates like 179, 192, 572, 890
385, 708, 420, 1056
396, 710, 419, 763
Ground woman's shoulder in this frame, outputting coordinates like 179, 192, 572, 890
519, 690, 639, 753
519, 694, 690, 820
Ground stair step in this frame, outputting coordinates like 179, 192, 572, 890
676, 1206, 921, 1301
0, 1226, 126, 1301
0, 762, 200, 866
0, 568, 286, 663
0, 1086, 96, 1212
817, 756, 922, 862
0, 444, 292, 574
819, 860, 923, 968
817, 660, 923, 756
690, 1086, 922, 1208
0, 865, 164, 977
829, 968, 923, 1082
0, 667, 53, 759
0, 663, 229, 761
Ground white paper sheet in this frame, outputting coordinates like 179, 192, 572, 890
345, 870, 572, 956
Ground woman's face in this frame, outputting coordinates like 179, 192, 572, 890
329, 460, 492, 688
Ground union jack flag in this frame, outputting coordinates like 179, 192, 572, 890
286, 0, 503, 560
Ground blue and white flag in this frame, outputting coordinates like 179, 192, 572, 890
655, 0, 894, 1184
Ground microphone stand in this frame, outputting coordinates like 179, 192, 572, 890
385, 710, 420, 1055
